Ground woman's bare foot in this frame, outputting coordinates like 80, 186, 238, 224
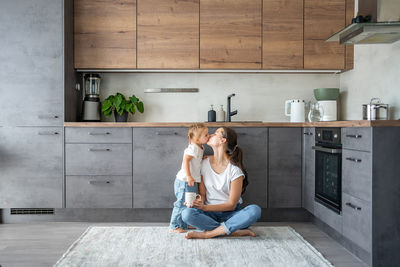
169, 227, 187, 233
230, 229, 256, 237
185, 231, 209, 239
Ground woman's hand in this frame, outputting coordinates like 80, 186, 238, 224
192, 198, 206, 211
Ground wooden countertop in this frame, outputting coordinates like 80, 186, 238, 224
64, 120, 400, 128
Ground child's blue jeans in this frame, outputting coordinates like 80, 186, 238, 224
169, 179, 198, 230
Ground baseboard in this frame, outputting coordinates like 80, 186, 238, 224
1, 208, 311, 224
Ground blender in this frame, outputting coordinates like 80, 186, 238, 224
82, 73, 101, 121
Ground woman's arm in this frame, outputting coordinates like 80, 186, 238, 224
193, 177, 243, 212
198, 176, 207, 202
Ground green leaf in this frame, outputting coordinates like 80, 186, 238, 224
137, 101, 144, 113
130, 95, 139, 105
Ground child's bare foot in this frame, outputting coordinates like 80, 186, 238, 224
169, 227, 187, 233
230, 229, 257, 237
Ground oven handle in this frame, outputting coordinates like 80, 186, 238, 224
312, 146, 342, 154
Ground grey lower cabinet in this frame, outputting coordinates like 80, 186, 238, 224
268, 128, 302, 208
132, 128, 188, 208
0, 127, 63, 208
233, 128, 268, 208
302, 127, 315, 214
0, 0, 63, 127
64, 127, 133, 208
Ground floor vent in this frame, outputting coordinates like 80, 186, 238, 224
10, 208, 55, 215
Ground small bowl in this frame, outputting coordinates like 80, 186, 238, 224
314, 88, 340, 101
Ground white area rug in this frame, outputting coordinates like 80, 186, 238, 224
54, 226, 333, 267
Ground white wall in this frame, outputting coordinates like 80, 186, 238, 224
340, 41, 400, 120
100, 73, 339, 122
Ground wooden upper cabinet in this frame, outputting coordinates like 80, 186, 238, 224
263, 0, 304, 69
74, 0, 136, 69
137, 0, 199, 69
200, 0, 262, 69
304, 0, 346, 69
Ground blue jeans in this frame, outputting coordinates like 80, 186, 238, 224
181, 204, 261, 235
169, 179, 198, 230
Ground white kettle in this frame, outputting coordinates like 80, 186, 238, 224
285, 99, 305, 122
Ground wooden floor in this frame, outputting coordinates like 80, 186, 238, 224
0, 222, 367, 267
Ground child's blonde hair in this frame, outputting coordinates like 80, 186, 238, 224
188, 123, 207, 141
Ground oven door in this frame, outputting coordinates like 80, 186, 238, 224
313, 145, 342, 213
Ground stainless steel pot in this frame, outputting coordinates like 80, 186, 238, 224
362, 98, 389, 120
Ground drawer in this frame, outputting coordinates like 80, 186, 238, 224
342, 193, 372, 252
314, 201, 342, 234
66, 176, 132, 208
342, 149, 372, 202
342, 128, 372, 152
65, 144, 132, 176
65, 127, 132, 143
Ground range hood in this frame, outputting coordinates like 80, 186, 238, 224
327, 0, 400, 44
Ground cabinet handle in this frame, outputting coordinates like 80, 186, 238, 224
88, 148, 111, 152
38, 131, 59, 135
346, 202, 362, 210
345, 157, 362, 163
38, 115, 59, 119
156, 131, 178, 136
89, 180, 111, 185
304, 132, 313, 136
89, 132, 111, 135
346, 134, 362, 139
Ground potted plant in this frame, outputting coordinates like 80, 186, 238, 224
101, 92, 144, 122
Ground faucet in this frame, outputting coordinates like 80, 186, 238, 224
226, 93, 238, 122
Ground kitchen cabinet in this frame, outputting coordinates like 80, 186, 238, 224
345, 0, 354, 70
74, 0, 136, 69
0, 127, 63, 208
304, 0, 346, 69
132, 128, 188, 208
263, 0, 303, 69
268, 128, 302, 208
0, 0, 63, 126
302, 127, 315, 214
66, 175, 133, 208
137, 0, 199, 69
233, 128, 268, 208
314, 201, 342, 233
200, 0, 262, 69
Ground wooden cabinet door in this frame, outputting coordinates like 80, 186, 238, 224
74, 0, 136, 69
304, 0, 345, 69
200, 0, 262, 69
263, 0, 303, 69
137, 0, 199, 69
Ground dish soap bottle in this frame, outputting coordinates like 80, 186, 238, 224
217, 105, 225, 122
208, 105, 216, 122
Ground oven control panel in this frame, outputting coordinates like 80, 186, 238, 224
315, 127, 341, 145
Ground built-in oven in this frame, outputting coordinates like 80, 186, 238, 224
313, 128, 342, 214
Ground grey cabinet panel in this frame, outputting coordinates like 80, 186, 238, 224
0, 127, 63, 208
342, 149, 372, 202
302, 127, 315, 214
233, 128, 268, 208
314, 201, 343, 234
132, 128, 188, 208
269, 128, 302, 208
65, 127, 132, 143
0, 0, 63, 126
342, 193, 372, 252
65, 144, 132, 176
66, 176, 132, 208
342, 128, 372, 152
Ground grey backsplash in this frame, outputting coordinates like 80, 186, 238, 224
100, 73, 340, 122
99, 40, 400, 123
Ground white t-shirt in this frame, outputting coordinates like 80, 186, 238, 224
201, 158, 244, 205
176, 143, 204, 183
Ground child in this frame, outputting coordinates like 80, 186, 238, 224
169, 123, 209, 233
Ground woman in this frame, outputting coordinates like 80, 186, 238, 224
182, 127, 261, 239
